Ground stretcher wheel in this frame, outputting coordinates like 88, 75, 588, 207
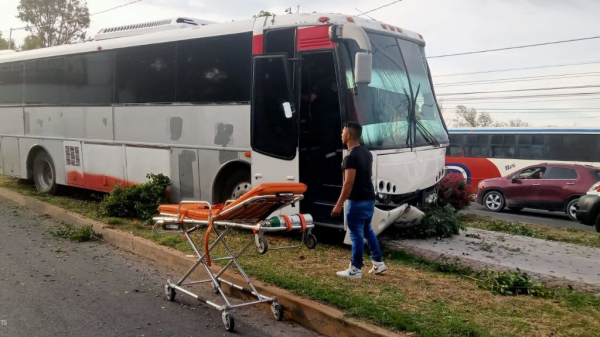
305, 233, 317, 250
271, 303, 284, 321
222, 312, 235, 332
165, 285, 176, 302
256, 237, 269, 255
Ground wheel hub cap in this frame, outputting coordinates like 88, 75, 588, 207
485, 194, 501, 210
231, 182, 251, 199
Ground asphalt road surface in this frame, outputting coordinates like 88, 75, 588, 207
465, 203, 595, 232
0, 199, 320, 337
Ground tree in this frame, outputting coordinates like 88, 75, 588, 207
17, 0, 90, 48
253, 10, 273, 18
451, 105, 497, 127
20, 34, 44, 51
507, 119, 530, 127
0, 32, 15, 50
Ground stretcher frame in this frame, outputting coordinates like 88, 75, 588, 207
152, 193, 317, 332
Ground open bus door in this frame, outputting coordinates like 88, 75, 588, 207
250, 54, 299, 186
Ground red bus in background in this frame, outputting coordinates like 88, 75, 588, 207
445, 128, 600, 188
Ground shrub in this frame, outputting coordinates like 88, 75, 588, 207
477, 269, 550, 297
396, 204, 466, 239
436, 173, 473, 211
101, 173, 171, 221
51, 224, 102, 242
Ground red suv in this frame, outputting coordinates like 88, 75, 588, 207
475, 164, 600, 220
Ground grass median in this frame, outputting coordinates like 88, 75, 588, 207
463, 213, 600, 249
3, 176, 600, 336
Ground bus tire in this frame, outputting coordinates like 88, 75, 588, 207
220, 170, 251, 204
33, 151, 58, 195
595, 212, 600, 233
483, 191, 505, 212
566, 198, 579, 221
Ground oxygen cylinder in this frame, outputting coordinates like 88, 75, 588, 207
268, 214, 314, 227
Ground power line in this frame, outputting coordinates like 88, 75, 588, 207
437, 84, 600, 96
438, 92, 600, 101
354, 8, 376, 20
428, 35, 600, 59
435, 72, 600, 87
354, 0, 402, 17
440, 97, 600, 104
89, 0, 142, 16
472, 108, 600, 111
0, 0, 143, 34
434, 60, 600, 77
472, 111, 600, 114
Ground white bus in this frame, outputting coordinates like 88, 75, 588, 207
0, 13, 448, 228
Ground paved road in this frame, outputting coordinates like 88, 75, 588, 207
0, 200, 319, 337
465, 203, 595, 232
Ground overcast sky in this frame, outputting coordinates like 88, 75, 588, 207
2, 0, 600, 127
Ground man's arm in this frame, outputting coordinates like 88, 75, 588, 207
331, 169, 356, 217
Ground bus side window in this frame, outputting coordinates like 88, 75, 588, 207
265, 28, 296, 58
251, 55, 297, 159
491, 134, 515, 159
465, 134, 489, 158
517, 134, 545, 160
115, 43, 176, 104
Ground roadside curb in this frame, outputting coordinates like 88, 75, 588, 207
0, 186, 403, 337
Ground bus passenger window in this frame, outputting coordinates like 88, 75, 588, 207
115, 43, 176, 104
0, 62, 24, 105
447, 146, 462, 157
176, 32, 252, 103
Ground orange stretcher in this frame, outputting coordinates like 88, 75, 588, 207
152, 183, 317, 332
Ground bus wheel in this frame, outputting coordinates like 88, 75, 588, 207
595, 213, 600, 233
483, 191, 505, 212
33, 151, 58, 195
222, 170, 251, 203
566, 198, 579, 221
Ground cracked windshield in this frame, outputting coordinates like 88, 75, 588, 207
344, 33, 448, 149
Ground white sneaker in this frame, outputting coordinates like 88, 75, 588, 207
336, 264, 362, 279
368, 261, 387, 275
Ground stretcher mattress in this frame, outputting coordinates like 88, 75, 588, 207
158, 182, 307, 221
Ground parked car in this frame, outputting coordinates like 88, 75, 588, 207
575, 182, 600, 232
475, 163, 600, 221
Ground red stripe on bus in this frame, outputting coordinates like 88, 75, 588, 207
253, 34, 264, 54
445, 156, 502, 187
297, 25, 336, 51
67, 171, 132, 192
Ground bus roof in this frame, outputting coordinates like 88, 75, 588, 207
448, 128, 600, 134
0, 13, 423, 64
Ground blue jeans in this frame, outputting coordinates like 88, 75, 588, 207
346, 199, 382, 269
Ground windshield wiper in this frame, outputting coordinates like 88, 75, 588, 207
410, 83, 440, 147
371, 42, 440, 148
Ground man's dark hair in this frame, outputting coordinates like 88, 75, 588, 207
345, 121, 363, 139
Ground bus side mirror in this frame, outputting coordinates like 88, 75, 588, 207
354, 52, 372, 85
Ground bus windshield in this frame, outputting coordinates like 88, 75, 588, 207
341, 33, 448, 150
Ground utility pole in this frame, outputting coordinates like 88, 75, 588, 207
8, 26, 28, 50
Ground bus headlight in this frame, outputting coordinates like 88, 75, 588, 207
589, 182, 600, 192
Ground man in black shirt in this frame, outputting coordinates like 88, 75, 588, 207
332, 122, 387, 279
